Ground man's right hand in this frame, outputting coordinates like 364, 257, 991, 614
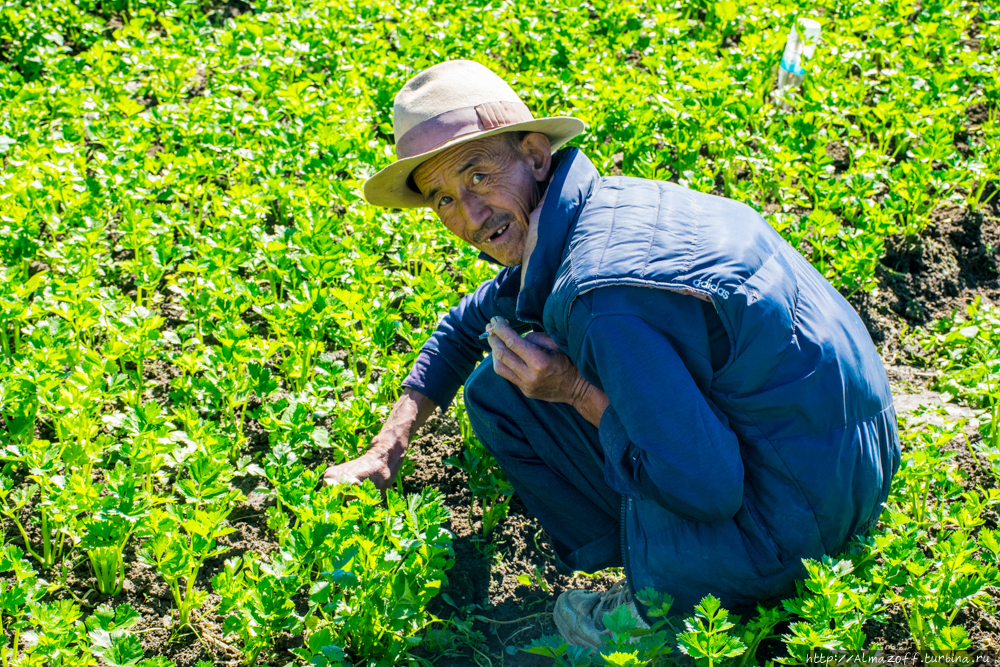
322, 447, 398, 491
319, 388, 437, 492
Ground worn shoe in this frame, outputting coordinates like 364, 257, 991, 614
553, 579, 650, 650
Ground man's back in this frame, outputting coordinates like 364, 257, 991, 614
532, 147, 901, 609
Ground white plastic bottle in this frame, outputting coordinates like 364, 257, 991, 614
776, 19, 822, 104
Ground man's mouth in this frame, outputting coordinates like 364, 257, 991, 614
489, 223, 510, 243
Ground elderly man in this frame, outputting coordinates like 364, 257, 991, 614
323, 59, 900, 649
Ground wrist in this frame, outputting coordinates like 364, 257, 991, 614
369, 435, 407, 465
571, 379, 610, 428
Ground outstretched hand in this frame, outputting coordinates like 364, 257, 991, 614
321, 449, 395, 491
320, 388, 437, 491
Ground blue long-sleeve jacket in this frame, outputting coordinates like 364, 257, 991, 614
403, 147, 900, 611
404, 275, 737, 522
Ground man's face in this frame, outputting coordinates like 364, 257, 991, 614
412, 132, 551, 267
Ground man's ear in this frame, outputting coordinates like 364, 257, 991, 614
521, 132, 552, 182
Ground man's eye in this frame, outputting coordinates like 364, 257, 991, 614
438, 196, 452, 208
471, 173, 485, 185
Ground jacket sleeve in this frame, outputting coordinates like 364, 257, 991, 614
401, 266, 528, 410
576, 314, 744, 524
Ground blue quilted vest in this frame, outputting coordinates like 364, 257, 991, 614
541, 149, 900, 610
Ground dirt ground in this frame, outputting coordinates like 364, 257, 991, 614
9, 189, 999, 667
853, 203, 1000, 361
399, 198, 1000, 664
4, 20, 999, 657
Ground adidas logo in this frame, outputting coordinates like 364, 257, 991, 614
692, 278, 730, 299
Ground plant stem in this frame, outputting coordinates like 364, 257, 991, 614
147, 435, 156, 494
6, 512, 42, 564
172, 579, 185, 627
962, 429, 981, 472
41, 509, 51, 568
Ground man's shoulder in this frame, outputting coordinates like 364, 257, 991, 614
588, 172, 760, 219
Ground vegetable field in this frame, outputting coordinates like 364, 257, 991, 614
0, 0, 998, 665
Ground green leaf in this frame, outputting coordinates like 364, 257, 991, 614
930, 625, 971, 651
959, 325, 979, 339
138, 658, 176, 667
714, 1, 737, 24
90, 629, 145, 666
521, 634, 572, 659
602, 652, 645, 666
695, 594, 722, 619
602, 604, 638, 635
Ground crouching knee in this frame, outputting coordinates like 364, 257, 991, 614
463, 356, 511, 421
463, 356, 520, 453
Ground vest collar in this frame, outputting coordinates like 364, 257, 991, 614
514, 147, 600, 327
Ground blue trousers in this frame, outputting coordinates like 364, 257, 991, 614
464, 357, 623, 573
463, 355, 893, 614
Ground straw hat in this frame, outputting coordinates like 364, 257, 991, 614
364, 60, 586, 208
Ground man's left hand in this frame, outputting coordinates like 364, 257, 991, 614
486, 318, 608, 427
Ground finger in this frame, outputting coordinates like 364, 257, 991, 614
492, 353, 527, 389
489, 317, 546, 368
488, 331, 532, 379
322, 471, 361, 487
524, 331, 560, 351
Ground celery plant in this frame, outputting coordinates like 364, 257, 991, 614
0, 438, 78, 569
81, 468, 147, 596
445, 404, 513, 537
212, 552, 304, 666
0, 546, 45, 667
143, 491, 241, 631
293, 482, 452, 664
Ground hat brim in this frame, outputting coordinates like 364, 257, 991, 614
363, 116, 586, 209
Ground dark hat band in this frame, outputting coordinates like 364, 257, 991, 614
395, 100, 534, 159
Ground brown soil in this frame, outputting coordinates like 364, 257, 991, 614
851, 203, 1000, 360
401, 412, 619, 666
7, 200, 1000, 665
2, 55, 997, 665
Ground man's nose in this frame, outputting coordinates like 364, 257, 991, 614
459, 191, 491, 230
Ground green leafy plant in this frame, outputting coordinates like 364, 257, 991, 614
291, 627, 347, 667
81, 466, 147, 596
212, 552, 304, 666
122, 402, 179, 496
886, 529, 994, 654
443, 402, 514, 537
0, 546, 46, 667
297, 481, 453, 664
19, 600, 91, 667
912, 297, 1000, 455
0, 437, 83, 569
141, 492, 242, 632
85, 603, 144, 667
678, 595, 747, 667
780, 558, 882, 661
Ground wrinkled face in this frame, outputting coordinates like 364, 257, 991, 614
412, 132, 552, 267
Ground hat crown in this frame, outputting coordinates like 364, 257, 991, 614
393, 60, 527, 140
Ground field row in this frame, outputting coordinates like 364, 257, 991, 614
0, 0, 999, 664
